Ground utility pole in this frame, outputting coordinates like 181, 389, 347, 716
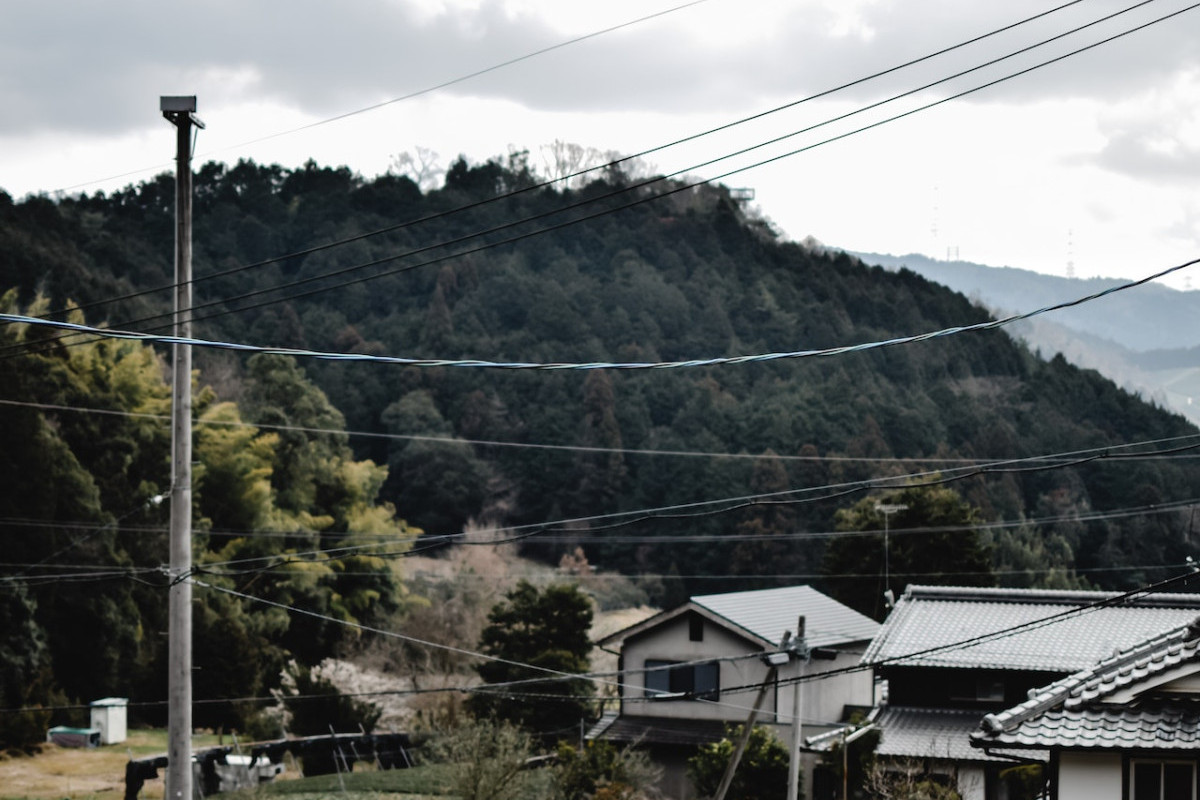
787, 616, 807, 800
714, 630, 793, 800
161, 95, 203, 800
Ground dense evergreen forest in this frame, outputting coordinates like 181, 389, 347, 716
2, 154, 1198, 741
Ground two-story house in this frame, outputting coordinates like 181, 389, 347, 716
860, 585, 1200, 800
590, 585, 879, 799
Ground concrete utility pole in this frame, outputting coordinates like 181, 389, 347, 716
161, 95, 203, 800
787, 616, 806, 800
714, 630, 793, 800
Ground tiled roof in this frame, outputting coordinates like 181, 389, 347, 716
975, 702, 1200, 751
599, 585, 878, 650
874, 706, 1043, 763
973, 617, 1200, 750
863, 585, 1200, 671
693, 585, 879, 649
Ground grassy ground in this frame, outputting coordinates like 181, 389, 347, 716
236, 763, 457, 798
0, 729, 222, 800
0, 730, 462, 800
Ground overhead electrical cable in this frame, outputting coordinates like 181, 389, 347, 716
19, 397, 1198, 471
18, 0, 1143, 349
42, 0, 1087, 307
5, 492, 1193, 582
727, 566, 1200, 696
7, 490, 1191, 548
3, 252, 1197, 372
0, 397, 1025, 464
49, 0, 717, 196
9, 422, 1176, 579
2, 568, 1197, 719
193, 436, 1200, 570
67, 0, 1195, 347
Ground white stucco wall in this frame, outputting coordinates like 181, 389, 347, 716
622, 614, 773, 722
780, 650, 875, 735
619, 614, 874, 733
1059, 752, 1123, 800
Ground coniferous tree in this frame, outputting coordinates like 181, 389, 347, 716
469, 581, 594, 736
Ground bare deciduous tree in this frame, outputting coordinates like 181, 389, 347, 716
391, 146, 444, 191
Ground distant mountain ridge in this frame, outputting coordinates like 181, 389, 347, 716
850, 250, 1200, 425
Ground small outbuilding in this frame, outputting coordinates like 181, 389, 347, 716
90, 697, 128, 745
47, 726, 101, 748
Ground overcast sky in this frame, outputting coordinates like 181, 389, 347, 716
2, 0, 1199, 288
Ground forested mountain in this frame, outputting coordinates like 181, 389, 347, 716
2, 156, 1198, 738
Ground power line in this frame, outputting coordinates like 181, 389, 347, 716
15, 0, 1150, 350
167, 0, 1197, 330
0, 423, 1185, 580
18, 395, 1196, 472
0, 397, 1015, 464
4, 252, 1198, 372
48, 0, 717, 196
725, 566, 1200, 697
8, 566, 1196, 720
190, 436, 1200, 570
41, 0, 1086, 289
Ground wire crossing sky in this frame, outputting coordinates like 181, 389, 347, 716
3, 0, 1200, 286
2, 254, 1194, 370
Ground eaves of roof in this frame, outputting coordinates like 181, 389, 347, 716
972, 617, 1200, 751
874, 706, 1044, 764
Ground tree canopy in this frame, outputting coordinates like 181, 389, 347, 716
469, 580, 594, 735
3, 152, 1200, 743
822, 485, 995, 619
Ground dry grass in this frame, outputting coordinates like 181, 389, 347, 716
0, 729, 221, 800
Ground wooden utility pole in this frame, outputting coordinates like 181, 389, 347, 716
161, 95, 203, 800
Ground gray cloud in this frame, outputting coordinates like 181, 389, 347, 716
2, 0, 1197, 138
1093, 127, 1200, 182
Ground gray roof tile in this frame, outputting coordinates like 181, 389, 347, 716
874, 706, 1041, 763
973, 617, 1200, 750
864, 586, 1200, 671
977, 702, 1200, 751
693, 585, 879, 649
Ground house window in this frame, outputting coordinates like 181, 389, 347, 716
689, 616, 704, 642
645, 659, 720, 700
947, 675, 1007, 704
1131, 760, 1196, 800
